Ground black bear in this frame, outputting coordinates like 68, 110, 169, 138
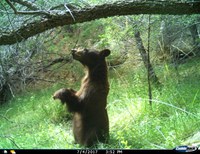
53, 48, 110, 147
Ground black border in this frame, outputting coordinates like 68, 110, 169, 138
2, 149, 199, 154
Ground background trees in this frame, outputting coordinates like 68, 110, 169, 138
1, 0, 200, 149
0, 0, 200, 103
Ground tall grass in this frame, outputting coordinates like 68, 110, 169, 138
0, 58, 200, 149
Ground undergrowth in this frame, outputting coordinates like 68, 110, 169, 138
0, 58, 200, 149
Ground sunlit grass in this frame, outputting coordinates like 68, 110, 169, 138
0, 58, 200, 149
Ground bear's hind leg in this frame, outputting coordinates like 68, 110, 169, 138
82, 130, 98, 147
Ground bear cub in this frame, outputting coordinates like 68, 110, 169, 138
53, 48, 111, 147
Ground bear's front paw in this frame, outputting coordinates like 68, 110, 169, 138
52, 88, 77, 103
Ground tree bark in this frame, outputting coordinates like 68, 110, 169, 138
189, 23, 200, 54
134, 31, 160, 85
1, 0, 200, 45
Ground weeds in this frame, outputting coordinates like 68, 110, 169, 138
0, 58, 200, 149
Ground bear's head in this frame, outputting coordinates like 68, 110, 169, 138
71, 48, 110, 67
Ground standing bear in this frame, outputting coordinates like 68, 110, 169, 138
53, 48, 111, 147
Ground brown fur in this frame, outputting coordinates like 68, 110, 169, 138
53, 48, 110, 147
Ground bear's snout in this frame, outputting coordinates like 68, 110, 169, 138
52, 95, 56, 100
71, 49, 83, 61
71, 49, 77, 54
71, 49, 78, 58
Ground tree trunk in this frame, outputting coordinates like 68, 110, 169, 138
159, 19, 172, 55
134, 31, 160, 85
0, 84, 11, 104
1, 0, 200, 45
189, 23, 200, 54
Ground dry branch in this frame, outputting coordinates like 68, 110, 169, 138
5, 0, 52, 16
1, 0, 200, 45
134, 31, 160, 85
10, 0, 39, 10
37, 56, 72, 72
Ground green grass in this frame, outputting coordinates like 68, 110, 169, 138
0, 58, 200, 149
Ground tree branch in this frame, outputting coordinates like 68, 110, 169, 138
10, 0, 39, 10
5, 0, 17, 13
1, 0, 200, 45
134, 31, 160, 85
0, 114, 15, 123
6, 136, 21, 148
5, 0, 52, 16
37, 56, 72, 72
64, 3, 75, 21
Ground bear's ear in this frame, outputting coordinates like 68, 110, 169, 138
100, 49, 111, 57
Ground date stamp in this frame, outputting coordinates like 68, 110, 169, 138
77, 150, 98, 154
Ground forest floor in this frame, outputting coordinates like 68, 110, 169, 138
0, 57, 200, 149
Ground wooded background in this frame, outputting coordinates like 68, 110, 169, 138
1, 0, 200, 149
0, 0, 200, 103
